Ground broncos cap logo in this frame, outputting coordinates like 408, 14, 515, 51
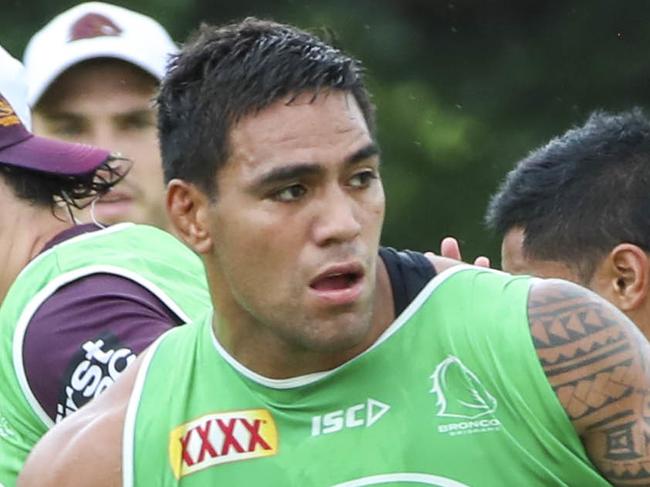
68, 13, 123, 42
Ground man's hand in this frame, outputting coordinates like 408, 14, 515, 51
425, 236, 491, 267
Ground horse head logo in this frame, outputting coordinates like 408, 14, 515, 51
430, 356, 497, 419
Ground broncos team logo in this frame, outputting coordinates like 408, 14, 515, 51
68, 13, 123, 42
0, 98, 19, 127
430, 356, 497, 419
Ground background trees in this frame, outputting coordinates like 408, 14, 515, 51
5, 0, 650, 263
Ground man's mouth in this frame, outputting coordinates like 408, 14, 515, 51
309, 263, 365, 305
97, 190, 133, 204
311, 272, 361, 291
91, 189, 136, 221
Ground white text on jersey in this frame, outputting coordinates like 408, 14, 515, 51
311, 398, 390, 437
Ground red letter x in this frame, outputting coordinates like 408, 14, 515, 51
180, 429, 195, 467
196, 420, 218, 463
241, 419, 272, 451
216, 418, 245, 455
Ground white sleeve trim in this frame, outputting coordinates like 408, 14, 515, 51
121, 333, 167, 487
13, 264, 193, 429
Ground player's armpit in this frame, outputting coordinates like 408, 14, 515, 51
529, 278, 650, 486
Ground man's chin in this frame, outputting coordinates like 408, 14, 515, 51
299, 308, 377, 354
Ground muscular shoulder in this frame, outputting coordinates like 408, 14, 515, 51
18, 353, 144, 487
528, 278, 650, 484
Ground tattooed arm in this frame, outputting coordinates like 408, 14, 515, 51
530, 278, 650, 486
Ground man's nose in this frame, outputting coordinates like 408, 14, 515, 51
87, 124, 121, 154
311, 187, 362, 247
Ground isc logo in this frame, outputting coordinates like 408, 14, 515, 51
311, 398, 390, 437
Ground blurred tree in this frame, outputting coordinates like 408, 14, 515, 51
5, 0, 650, 265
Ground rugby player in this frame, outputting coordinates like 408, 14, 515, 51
0, 37, 438, 485
20, 19, 650, 486
0, 44, 211, 486
486, 109, 650, 340
24, 2, 177, 228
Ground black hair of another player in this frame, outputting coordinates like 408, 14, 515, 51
157, 17, 376, 197
485, 108, 650, 282
0, 155, 129, 211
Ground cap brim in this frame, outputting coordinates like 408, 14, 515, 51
0, 133, 110, 176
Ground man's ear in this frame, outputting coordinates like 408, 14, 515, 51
592, 244, 650, 312
166, 179, 213, 254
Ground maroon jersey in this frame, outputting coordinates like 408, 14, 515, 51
22, 225, 183, 422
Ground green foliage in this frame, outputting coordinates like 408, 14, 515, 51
6, 0, 650, 264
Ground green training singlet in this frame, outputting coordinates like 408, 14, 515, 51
126, 265, 609, 486
0, 223, 210, 487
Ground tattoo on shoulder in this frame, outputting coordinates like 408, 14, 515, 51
529, 279, 650, 484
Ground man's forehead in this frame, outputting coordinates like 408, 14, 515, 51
232, 92, 368, 151
221, 92, 373, 185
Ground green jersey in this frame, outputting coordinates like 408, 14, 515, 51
0, 223, 210, 487
126, 266, 608, 486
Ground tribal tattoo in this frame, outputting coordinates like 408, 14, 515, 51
528, 279, 650, 486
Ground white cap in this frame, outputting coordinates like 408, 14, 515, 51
0, 44, 111, 176
23, 2, 177, 106
0, 45, 31, 128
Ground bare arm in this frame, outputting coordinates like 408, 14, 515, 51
529, 278, 650, 486
18, 353, 144, 487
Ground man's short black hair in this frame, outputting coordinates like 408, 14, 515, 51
485, 108, 650, 281
157, 18, 376, 197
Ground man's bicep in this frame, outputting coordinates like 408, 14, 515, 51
23, 273, 181, 423
529, 278, 650, 485
18, 415, 108, 487
17, 353, 139, 487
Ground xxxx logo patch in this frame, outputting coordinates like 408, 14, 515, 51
169, 409, 278, 478
0, 99, 19, 127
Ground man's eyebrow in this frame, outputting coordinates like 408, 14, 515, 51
39, 111, 83, 121
115, 109, 156, 123
116, 108, 153, 117
252, 163, 323, 189
344, 143, 380, 165
251, 142, 380, 189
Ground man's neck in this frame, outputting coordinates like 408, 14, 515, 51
210, 257, 396, 380
0, 204, 71, 303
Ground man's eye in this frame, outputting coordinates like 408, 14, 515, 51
119, 114, 155, 131
349, 170, 378, 189
272, 184, 307, 202
51, 123, 85, 139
